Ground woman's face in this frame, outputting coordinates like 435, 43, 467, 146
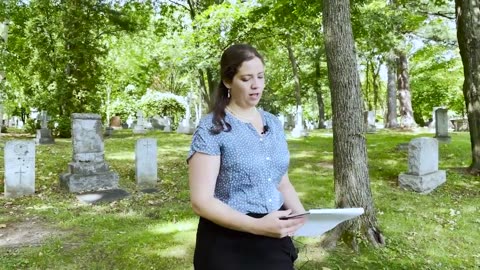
225, 57, 265, 108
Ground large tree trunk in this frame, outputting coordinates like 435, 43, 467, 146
314, 59, 326, 129
396, 51, 416, 128
322, 0, 384, 249
385, 53, 398, 128
455, 0, 480, 174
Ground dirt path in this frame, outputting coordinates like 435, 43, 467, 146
0, 217, 62, 248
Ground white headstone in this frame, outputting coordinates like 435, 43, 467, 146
135, 138, 158, 189
4, 140, 36, 198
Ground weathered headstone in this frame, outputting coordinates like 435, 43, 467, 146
434, 108, 451, 143
109, 116, 122, 130
133, 110, 146, 134
291, 106, 308, 138
60, 113, 119, 193
398, 137, 446, 193
135, 138, 158, 189
4, 141, 35, 198
35, 110, 54, 145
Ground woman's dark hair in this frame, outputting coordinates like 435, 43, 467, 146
210, 44, 264, 134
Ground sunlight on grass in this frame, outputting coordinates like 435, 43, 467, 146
149, 218, 198, 235
108, 152, 135, 160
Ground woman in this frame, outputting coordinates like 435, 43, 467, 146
187, 44, 306, 270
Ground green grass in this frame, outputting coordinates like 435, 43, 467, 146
1, 129, 479, 269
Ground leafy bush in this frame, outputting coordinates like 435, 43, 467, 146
23, 118, 40, 134
49, 116, 72, 138
139, 91, 187, 129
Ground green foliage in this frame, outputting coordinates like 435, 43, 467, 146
23, 118, 39, 135
410, 44, 464, 122
50, 115, 71, 138
139, 91, 186, 129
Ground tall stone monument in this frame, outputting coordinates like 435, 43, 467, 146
291, 106, 308, 138
133, 110, 147, 134
4, 140, 35, 198
60, 113, 119, 193
434, 108, 451, 143
398, 137, 446, 194
35, 110, 55, 144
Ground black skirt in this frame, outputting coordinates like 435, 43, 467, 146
193, 213, 298, 270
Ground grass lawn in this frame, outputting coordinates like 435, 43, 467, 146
0, 128, 479, 270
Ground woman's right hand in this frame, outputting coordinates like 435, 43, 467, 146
253, 209, 307, 238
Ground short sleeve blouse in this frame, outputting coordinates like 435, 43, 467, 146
187, 110, 290, 214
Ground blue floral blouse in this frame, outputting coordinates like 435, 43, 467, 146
187, 109, 290, 214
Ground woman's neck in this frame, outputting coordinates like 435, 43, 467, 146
225, 104, 258, 122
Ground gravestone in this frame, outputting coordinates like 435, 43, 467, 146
4, 141, 35, 198
434, 108, 451, 143
291, 106, 308, 138
135, 138, 158, 189
126, 116, 134, 129
109, 116, 122, 130
364, 111, 376, 133
151, 115, 165, 130
60, 113, 119, 193
398, 137, 446, 194
133, 110, 147, 134
277, 114, 286, 129
163, 117, 172, 132
35, 111, 55, 145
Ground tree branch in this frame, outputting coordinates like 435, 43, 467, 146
168, 0, 190, 12
418, 11, 455, 20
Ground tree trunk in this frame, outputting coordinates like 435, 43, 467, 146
286, 36, 301, 110
385, 53, 398, 128
314, 59, 326, 129
322, 0, 385, 249
396, 51, 416, 128
371, 59, 381, 111
455, 0, 480, 174
365, 60, 372, 110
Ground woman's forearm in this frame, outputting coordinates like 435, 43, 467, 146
278, 176, 305, 214
191, 197, 259, 234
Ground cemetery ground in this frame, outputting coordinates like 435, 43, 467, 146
0, 129, 479, 270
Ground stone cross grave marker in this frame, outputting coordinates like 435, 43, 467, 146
4, 140, 35, 198
135, 138, 158, 189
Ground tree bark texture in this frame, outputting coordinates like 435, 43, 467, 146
455, 0, 480, 173
314, 59, 326, 129
322, 0, 384, 249
396, 51, 416, 128
385, 53, 399, 128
